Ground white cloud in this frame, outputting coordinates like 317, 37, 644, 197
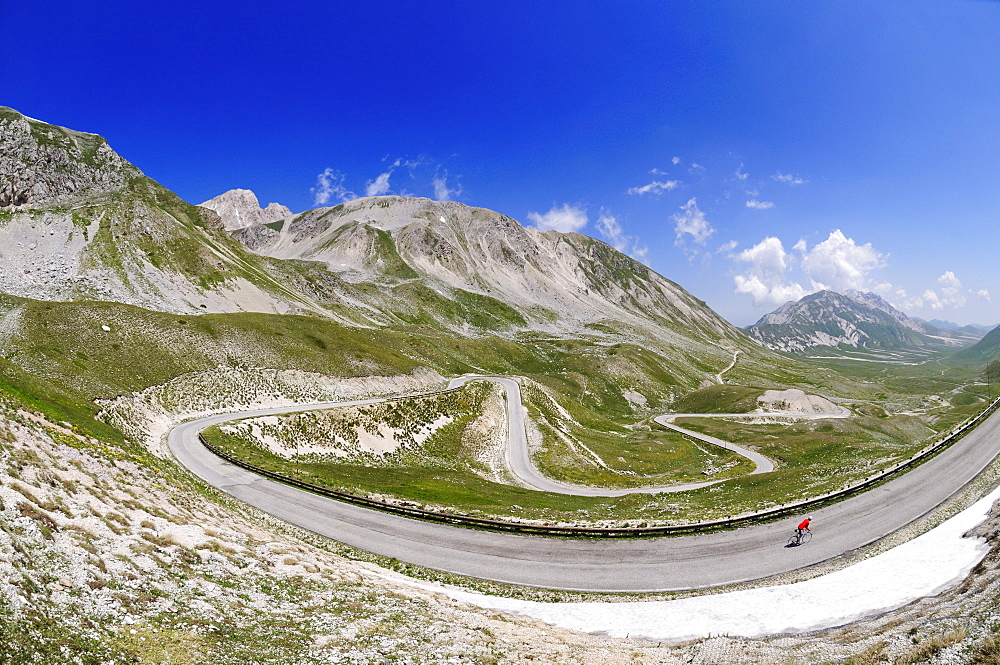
627, 180, 680, 195
935, 271, 967, 308
773, 171, 807, 186
732, 230, 888, 309
672, 198, 714, 245
365, 170, 393, 197
899, 272, 967, 311
717, 240, 738, 254
939, 271, 962, 290
799, 230, 886, 292
310, 168, 356, 206
527, 203, 588, 233
977, 289, 991, 302
922, 289, 944, 310
745, 200, 775, 210
732, 237, 808, 307
596, 210, 625, 248
735, 164, 749, 181
596, 209, 648, 262
672, 156, 682, 165
363, 158, 405, 197
431, 171, 462, 201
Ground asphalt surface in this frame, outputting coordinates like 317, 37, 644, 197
168, 380, 1000, 592
454, 376, 773, 496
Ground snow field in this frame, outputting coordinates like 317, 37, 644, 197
411, 485, 1000, 641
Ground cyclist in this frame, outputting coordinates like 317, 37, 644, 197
796, 516, 813, 541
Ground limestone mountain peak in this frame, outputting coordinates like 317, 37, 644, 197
199, 188, 292, 231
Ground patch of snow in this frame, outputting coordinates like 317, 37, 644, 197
417, 485, 1000, 641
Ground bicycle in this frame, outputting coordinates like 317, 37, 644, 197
787, 529, 812, 547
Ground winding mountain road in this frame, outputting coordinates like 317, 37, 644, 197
168, 377, 1000, 592
459, 376, 772, 496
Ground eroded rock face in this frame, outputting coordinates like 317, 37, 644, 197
0, 106, 139, 208
232, 195, 739, 342
199, 189, 292, 231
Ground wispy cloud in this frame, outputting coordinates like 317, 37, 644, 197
527, 203, 588, 233
627, 179, 681, 195
311, 168, 356, 206
735, 164, 749, 181
745, 199, 775, 210
364, 157, 407, 197
717, 240, 738, 254
365, 171, 393, 197
773, 171, 807, 186
977, 288, 992, 303
732, 237, 808, 307
672, 156, 682, 166
873, 282, 894, 295
431, 170, 462, 201
672, 198, 714, 245
596, 209, 648, 262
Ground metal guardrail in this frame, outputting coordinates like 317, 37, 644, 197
198, 393, 1000, 539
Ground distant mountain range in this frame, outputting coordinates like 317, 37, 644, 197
923, 319, 997, 332
746, 289, 987, 354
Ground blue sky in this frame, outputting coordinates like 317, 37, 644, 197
4, 1, 999, 326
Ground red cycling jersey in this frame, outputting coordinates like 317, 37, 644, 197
798, 518, 811, 531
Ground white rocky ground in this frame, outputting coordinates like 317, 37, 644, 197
0, 207, 299, 315
221, 411, 455, 459
756, 388, 846, 415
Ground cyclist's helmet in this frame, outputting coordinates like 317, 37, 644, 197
807, 516, 813, 520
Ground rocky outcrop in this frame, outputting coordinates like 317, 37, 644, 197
0, 108, 302, 317
199, 188, 292, 231
0, 106, 139, 208
232, 195, 741, 345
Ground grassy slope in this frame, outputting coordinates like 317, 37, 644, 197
2, 299, 420, 401
951, 325, 1000, 365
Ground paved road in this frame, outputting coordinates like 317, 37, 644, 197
168, 381, 1000, 592
651, 405, 851, 480
452, 376, 774, 496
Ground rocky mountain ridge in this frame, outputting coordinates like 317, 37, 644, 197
231, 194, 738, 345
747, 289, 984, 353
0, 106, 140, 208
0, 107, 318, 316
